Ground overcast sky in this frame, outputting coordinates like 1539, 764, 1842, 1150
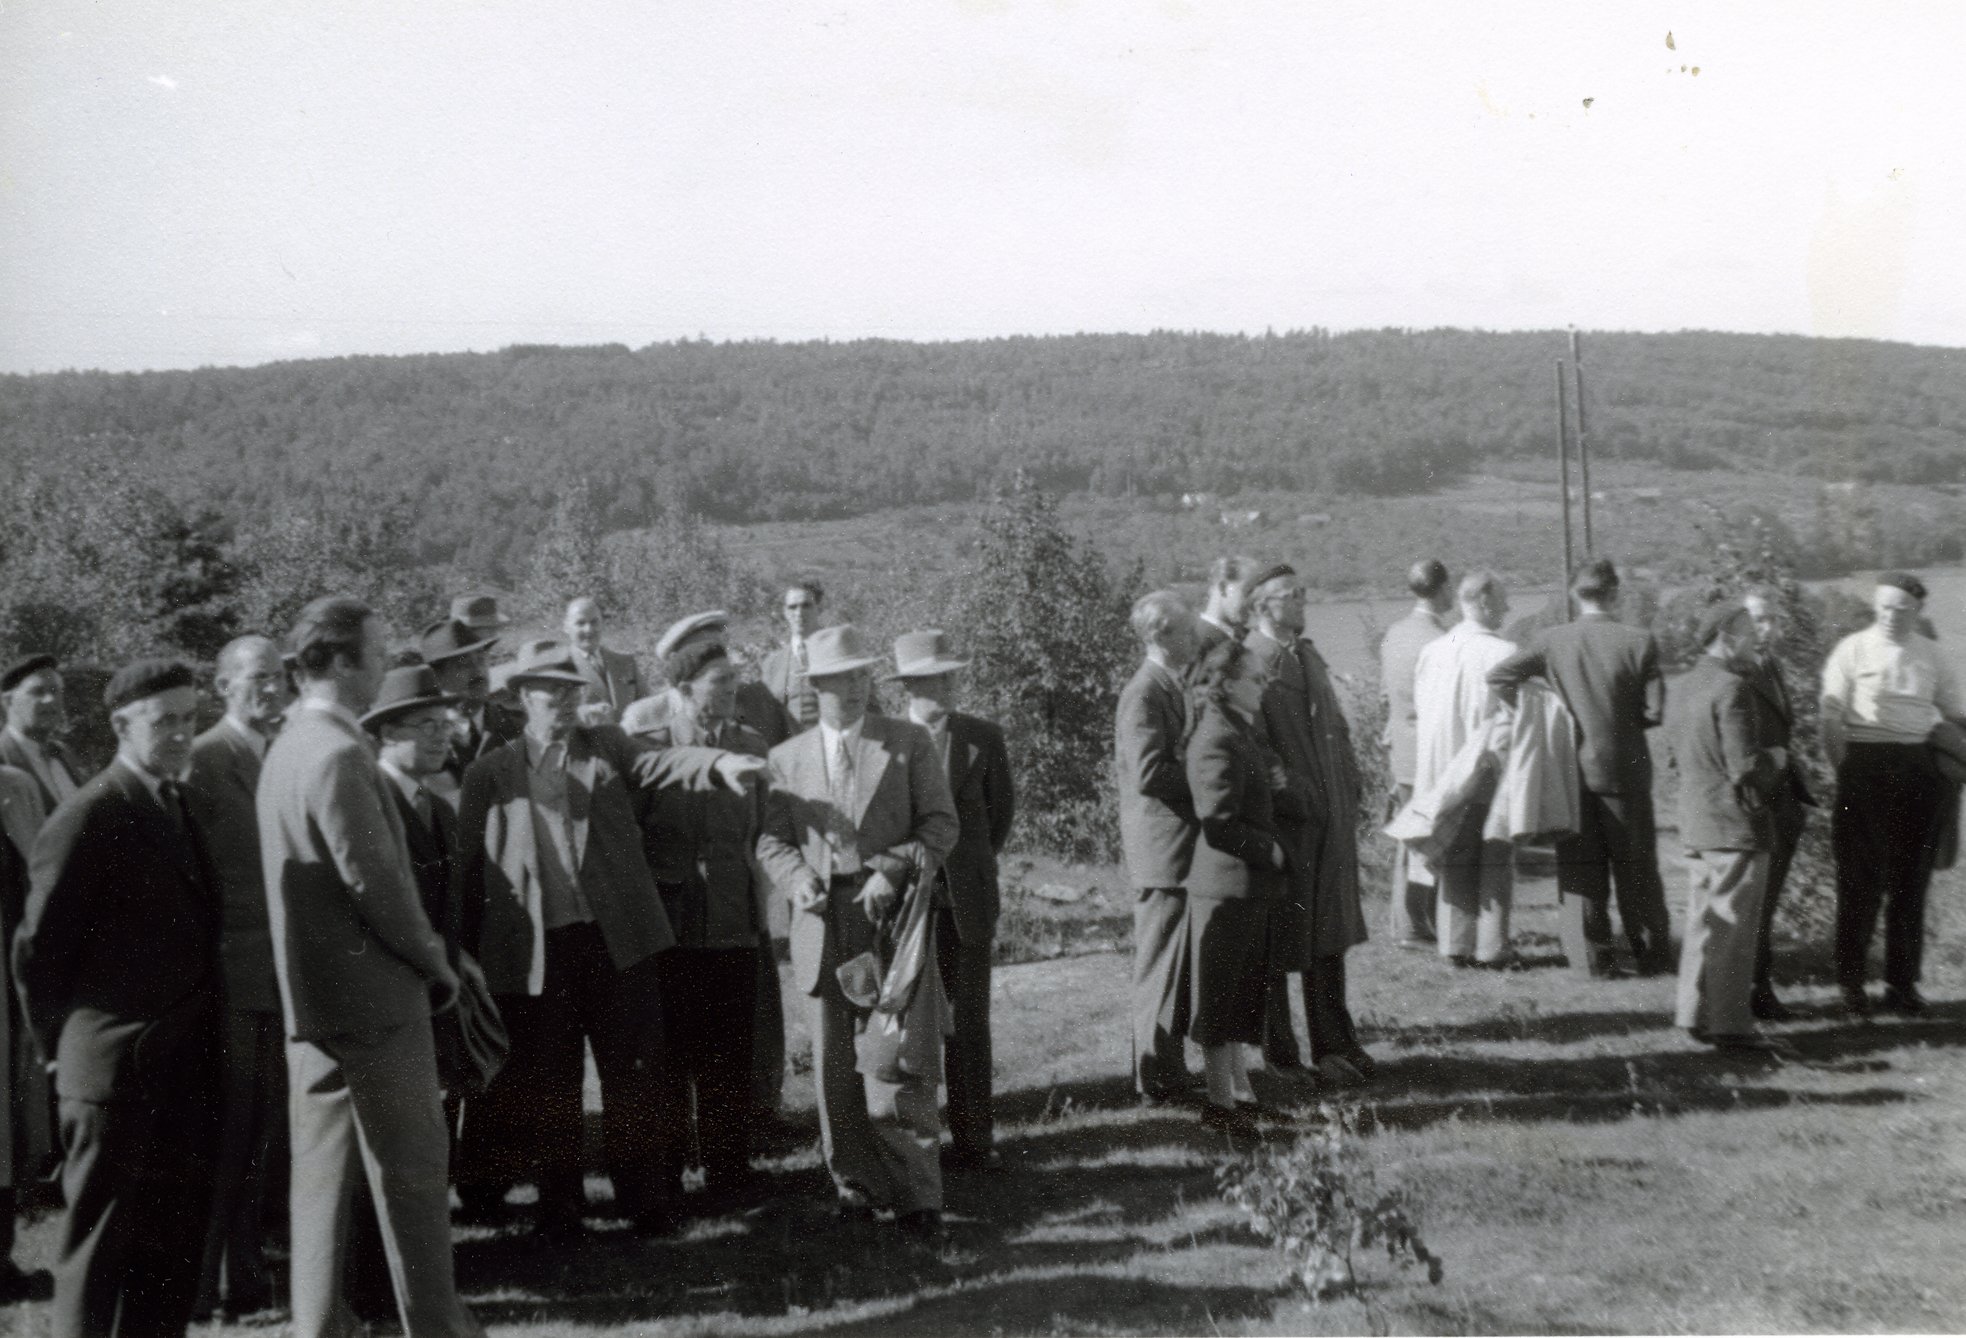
2, 2, 1961, 374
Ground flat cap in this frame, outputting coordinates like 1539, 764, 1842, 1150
1, 653, 57, 694
104, 658, 196, 713
655, 610, 729, 663
1876, 570, 1928, 601
1245, 563, 1298, 596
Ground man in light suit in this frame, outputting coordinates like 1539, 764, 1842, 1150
759, 579, 827, 733
257, 595, 483, 1338
886, 631, 1015, 1172
454, 640, 760, 1237
1380, 559, 1453, 948
16, 660, 221, 1338
756, 625, 959, 1236
187, 634, 289, 1320
1490, 558, 1672, 977
1, 654, 81, 814
564, 597, 644, 727
1115, 592, 1201, 1103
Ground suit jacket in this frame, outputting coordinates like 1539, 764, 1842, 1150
0, 764, 45, 940
575, 646, 645, 713
1489, 612, 1664, 797
1182, 699, 1285, 902
756, 714, 960, 996
15, 761, 219, 1101
1746, 655, 1814, 808
1244, 630, 1368, 957
444, 701, 522, 788
935, 712, 1015, 944
186, 721, 279, 1014
0, 730, 80, 815
760, 644, 819, 732
1380, 606, 1449, 786
389, 780, 460, 956
1666, 658, 1783, 851
1114, 659, 1198, 889
258, 705, 453, 1043
639, 714, 769, 950
456, 725, 727, 996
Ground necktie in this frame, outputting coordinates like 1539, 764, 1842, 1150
827, 733, 859, 876
413, 783, 434, 830
157, 778, 188, 829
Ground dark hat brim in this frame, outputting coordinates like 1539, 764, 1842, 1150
361, 691, 466, 729
0, 653, 59, 694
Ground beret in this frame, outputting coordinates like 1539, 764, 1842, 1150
104, 658, 196, 713
1877, 570, 1928, 601
665, 641, 729, 686
1694, 601, 1749, 649
1245, 563, 1298, 595
1, 653, 57, 694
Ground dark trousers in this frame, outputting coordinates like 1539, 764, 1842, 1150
458, 923, 679, 1221
1752, 791, 1808, 996
933, 905, 994, 1157
1555, 787, 1673, 974
752, 942, 787, 1116
1263, 955, 1359, 1067
195, 1008, 286, 1314
52, 1077, 220, 1338
1833, 743, 1948, 994
1131, 887, 1192, 1093
659, 947, 758, 1187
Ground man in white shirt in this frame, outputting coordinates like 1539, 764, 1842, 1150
1820, 571, 1965, 1017
1411, 571, 1517, 966
761, 581, 827, 731
0, 655, 80, 814
1381, 560, 1454, 948
563, 597, 645, 727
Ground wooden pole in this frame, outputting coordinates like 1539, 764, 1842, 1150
1556, 359, 1575, 622
1570, 329, 1594, 556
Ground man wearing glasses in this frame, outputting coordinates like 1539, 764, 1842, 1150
762, 581, 827, 734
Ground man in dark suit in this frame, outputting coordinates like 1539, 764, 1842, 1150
759, 579, 827, 733
1665, 604, 1787, 1050
1116, 592, 1201, 1102
1490, 558, 1673, 976
1193, 556, 1255, 664
187, 634, 289, 1320
564, 597, 645, 727
886, 631, 1015, 1172
756, 626, 959, 1236
1741, 589, 1815, 1020
454, 640, 761, 1236
0, 764, 52, 1304
258, 596, 483, 1338
365, 665, 468, 979
16, 659, 221, 1338
418, 618, 516, 803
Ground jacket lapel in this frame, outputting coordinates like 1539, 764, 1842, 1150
851, 722, 892, 827
566, 738, 596, 867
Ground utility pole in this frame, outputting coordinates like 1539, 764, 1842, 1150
1555, 359, 1575, 621
1570, 329, 1594, 556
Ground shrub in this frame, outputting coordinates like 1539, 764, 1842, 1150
1216, 1104, 1443, 1301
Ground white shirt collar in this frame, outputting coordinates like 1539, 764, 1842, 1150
376, 756, 425, 804
116, 754, 185, 804
818, 716, 864, 755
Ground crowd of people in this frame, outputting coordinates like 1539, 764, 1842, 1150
1117, 555, 1961, 1132
0, 552, 1956, 1337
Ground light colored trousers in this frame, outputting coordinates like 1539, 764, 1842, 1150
287, 1020, 482, 1338
1675, 849, 1769, 1036
1130, 887, 1192, 1092
806, 984, 942, 1213
1386, 784, 1438, 945
1437, 841, 1515, 962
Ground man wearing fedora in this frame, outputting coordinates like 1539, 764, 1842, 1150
564, 597, 644, 728
756, 625, 958, 1236
16, 659, 222, 1338
258, 596, 483, 1338
625, 610, 795, 1129
887, 630, 1015, 1173
187, 635, 289, 1321
418, 615, 516, 806
455, 639, 764, 1236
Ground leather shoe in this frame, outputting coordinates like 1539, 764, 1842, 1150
834, 1199, 877, 1225
1748, 991, 1792, 1022
896, 1207, 943, 1242
1339, 1047, 1378, 1080
1840, 986, 1873, 1020
1880, 986, 1927, 1016
944, 1146, 1004, 1174
1316, 1055, 1367, 1087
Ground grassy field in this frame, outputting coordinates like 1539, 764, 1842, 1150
11, 856, 1963, 1336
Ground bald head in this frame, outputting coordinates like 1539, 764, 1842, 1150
564, 597, 603, 653
215, 634, 288, 735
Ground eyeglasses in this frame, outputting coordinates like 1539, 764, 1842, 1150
785, 600, 816, 611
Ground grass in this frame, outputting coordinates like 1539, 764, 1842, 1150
10, 863, 1966, 1335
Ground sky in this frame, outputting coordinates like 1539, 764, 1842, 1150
2, 2, 1962, 374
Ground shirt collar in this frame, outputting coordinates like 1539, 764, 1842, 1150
222, 713, 270, 760
377, 756, 424, 803
116, 754, 185, 804
818, 716, 864, 755
524, 731, 569, 771
299, 698, 363, 733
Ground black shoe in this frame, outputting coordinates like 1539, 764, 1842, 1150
1841, 986, 1873, 1020
1339, 1047, 1378, 1080
1634, 954, 1675, 978
1697, 1031, 1780, 1054
455, 1183, 510, 1225
1881, 986, 1927, 1016
944, 1146, 1004, 1174
896, 1208, 944, 1243
1748, 990, 1792, 1022
1448, 954, 1475, 969
1198, 1103, 1260, 1138
632, 1202, 685, 1237
535, 1208, 585, 1241
0, 1262, 52, 1304
834, 1198, 877, 1225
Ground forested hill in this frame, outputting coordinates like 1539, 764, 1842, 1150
3, 328, 1960, 577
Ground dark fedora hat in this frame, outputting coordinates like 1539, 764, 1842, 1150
361, 664, 464, 730
419, 618, 498, 665
449, 593, 513, 632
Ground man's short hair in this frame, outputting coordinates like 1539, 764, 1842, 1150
1408, 558, 1450, 600
1571, 557, 1621, 602
289, 596, 374, 679
1207, 556, 1253, 590
1130, 590, 1188, 646
784, 578, 825, 605
1457, 569, 1505, 606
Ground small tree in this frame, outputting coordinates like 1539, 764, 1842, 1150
952, 471, 1141, 860
522, 477, 620, 622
